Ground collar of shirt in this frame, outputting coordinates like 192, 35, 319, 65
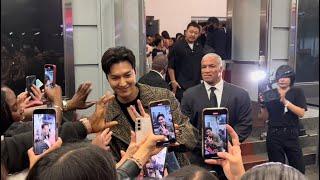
203, 79, 224, 107
188, 43, 194, 50
150, 70, 164, 79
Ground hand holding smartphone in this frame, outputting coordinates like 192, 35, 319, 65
44, 64, 56, 87
26, 75, 36, 95
149, 99, 176, 146
143, 147, 167, 178
202, 108, 228, 159
33, 109, 58, 155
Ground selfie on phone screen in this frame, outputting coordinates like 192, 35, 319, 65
44, 67, 54, 86
150, 103, 175, 142
204, 112, 227, 158
33, 110, 57, 155
144, 147, 167, 178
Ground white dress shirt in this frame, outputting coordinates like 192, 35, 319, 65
204, 79, 224, 107
150, 70, 164, 79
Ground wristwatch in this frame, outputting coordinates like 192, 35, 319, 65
62, 100, 68, 111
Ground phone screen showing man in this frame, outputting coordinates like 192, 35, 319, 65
33, 113, 57, 155
203, 112, 227, 158
150, 104, 176, 144
44, 67, 54, 86
143, 147, 167, 178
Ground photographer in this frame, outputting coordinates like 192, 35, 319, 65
259, 65, 307, 174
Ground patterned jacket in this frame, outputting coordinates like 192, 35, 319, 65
106, 83, 198, 166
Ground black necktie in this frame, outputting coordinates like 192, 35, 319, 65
210, 87, 218, 107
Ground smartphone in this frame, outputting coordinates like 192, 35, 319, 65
143, 147, 167, 178
135, 117, 152, 144
165, 151, 180, 173
149, 99, 176, 146
44, 64, 56, 87
33, 108, 58, 155
26, 75, 36, 94
202, 108, 228, 159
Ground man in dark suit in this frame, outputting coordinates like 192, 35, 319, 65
181, 53, 252, 179
138, 54, 170, 89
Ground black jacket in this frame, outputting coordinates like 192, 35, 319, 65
168, 39, 204, 90
138, 70, 170, 90
205, 27, 227, 59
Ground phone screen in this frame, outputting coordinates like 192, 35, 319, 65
203, 109, 228, 159
150, 100, 176, 145
44, 65, 55, 86
33, 109, 57, 155
26, 75, 36, 93
143, 147, 167, 178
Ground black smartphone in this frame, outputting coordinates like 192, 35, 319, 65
143, 147, 167, 178
149, 99, 176, 146
44, 64, 56, 87
33, 108, 58, 155
26, 75, 36, 94
202, 108, 228, 159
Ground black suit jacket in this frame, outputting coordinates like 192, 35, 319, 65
181, 82, 252, 143
138, 70, 170, 90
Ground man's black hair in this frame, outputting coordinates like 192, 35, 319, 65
187, 22, 201, 31
161, 31, 170, 39
101, 46, 136, 76
41, 123, 49, 129
207, 17, 219, 25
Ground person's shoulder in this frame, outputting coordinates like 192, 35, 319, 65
289, 86, 305, 95
185, 84, 203, 93
225, 82, 249, 95
183, 84, 203, 98
290, 86, 303, 92
139, 83, 170, 94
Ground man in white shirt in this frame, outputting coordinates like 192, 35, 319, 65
181, 53, 252, 178
181, 53, 252, 142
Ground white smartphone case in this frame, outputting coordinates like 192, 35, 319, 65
135, 117, 153, 143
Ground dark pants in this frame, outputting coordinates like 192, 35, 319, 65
266, 127, 305, 174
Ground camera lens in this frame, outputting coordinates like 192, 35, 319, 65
137, 128, 141, 131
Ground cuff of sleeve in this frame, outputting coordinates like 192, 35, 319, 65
117, 159, 141, 178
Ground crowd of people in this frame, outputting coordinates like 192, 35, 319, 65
1, 16, 309, 180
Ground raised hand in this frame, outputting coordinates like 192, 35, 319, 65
28, 138, 63, 169
92, 128, 112, 151
66, 82, 95, 111
205, 125, 245, 180
89, 91, 118, 133
127, 99, 150, 121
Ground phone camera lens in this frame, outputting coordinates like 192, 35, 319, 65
137, 128, 141, 130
